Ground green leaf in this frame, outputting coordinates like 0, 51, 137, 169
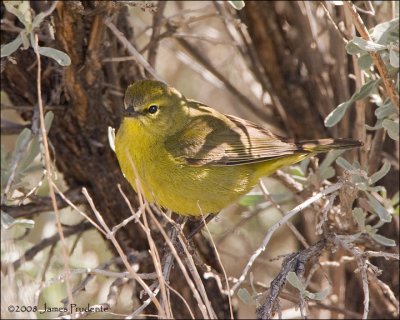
286, 272, 305, 292
320, 167, 335, 180
370, 233, 396, 246
32, 12, 46, 30
324, 101, 351, 127
290, 166, 304, 177
0, 34, 23, 58
365, 118, 383, 131
382, 119, 399, 141
370, 161, 391, 184
346, 41, 365, 55
358, 54, 373, 70
1, 211, 35, 230
352, 208, 366, 231
389, 46, 399, 68
352, 79, 381, 101
20, 30, 30, 50
335, 157, 354, 170
44, 111, 54, 132
375, 103, 397, 119
366, 192, 392, 222
391, 191, 399, 207
320, 150, 345, 174
4, 1, 32, 28
351, 37, 387, 52
237, 288, 253, 304
239, 193, 263, 206
370, 18, 399, 45
228, 1, 245, 10
37, 47, 71, 66
306, 287, 331, 301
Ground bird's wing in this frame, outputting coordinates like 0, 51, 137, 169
164, 104, 303, 166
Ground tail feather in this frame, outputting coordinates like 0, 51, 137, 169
297, 138, 363, 153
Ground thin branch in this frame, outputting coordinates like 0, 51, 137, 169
2, 187, 84, 218
33, 33, 74, 305
147, 1, 167, 68
81, 187, 165, 317
104, 18, 163, 82
230, 182, 344, 295
9, 221, 92, 271
256, 239, 327, 320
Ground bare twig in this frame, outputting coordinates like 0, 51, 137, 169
230, 182, 344, 294
104, 18, 163, 81
2, 187, 84, 218
334, 235, 370, 319
10, 221, 92, 271
81, 187, 165, 317
256, 239, 327, 320
147, 1, 167, 68
259, 179, 309, 248
33, 33, 74, 305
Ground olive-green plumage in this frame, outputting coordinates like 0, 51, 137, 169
115, 80, 362, 216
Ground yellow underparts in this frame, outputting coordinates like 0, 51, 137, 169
115, 119, 308, 216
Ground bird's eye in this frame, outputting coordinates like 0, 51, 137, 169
148, 105, 158, 114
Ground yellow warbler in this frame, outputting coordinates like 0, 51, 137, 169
115, 80, 361, 216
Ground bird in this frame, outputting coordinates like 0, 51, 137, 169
115, 80, 362, 217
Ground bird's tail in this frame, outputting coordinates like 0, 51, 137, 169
296, 138, 363, 153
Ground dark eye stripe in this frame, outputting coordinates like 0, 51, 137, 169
148, 105, 158, 114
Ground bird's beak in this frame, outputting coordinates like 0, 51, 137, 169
123, 106, 142, 118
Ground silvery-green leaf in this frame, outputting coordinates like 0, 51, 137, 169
309, 287, 331, 301
1, 34, 23, 58
370, 233, 396, 246
351, 37, 387, 52
389, 46, 399, 68
324, 101, 351, 127
290, 166, 304, 177
32, 12, 46, 30
38, 47, 71, 66
352, 208, 366, 230
1, 211, 34, 229
4, 1, 31, 28
286, 272, 305, 292
228, 1, 245, 10
368, 185, 386, 193
365, 118, 383, 131
375, 103, 397, 119
20, 30, 30, 50
366, 192, 392, 222
346, 41, 365, 55
390, 191, 399, 207
44, 111, 54, 132
320, 166, 335, 180
352, 79, 381, 101
108, 126, 116, 152
335, 157, 354, 170
358, 54, 373, 70
382, 119, 399, 141
237, 288, 252, 304
370, 161, 391, 184
320, 150, 344, 173
370, 18, 399, 45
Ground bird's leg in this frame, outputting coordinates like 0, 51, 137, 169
187, 213, 216, 240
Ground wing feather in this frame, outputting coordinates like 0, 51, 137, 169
165, 104, 303, 166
